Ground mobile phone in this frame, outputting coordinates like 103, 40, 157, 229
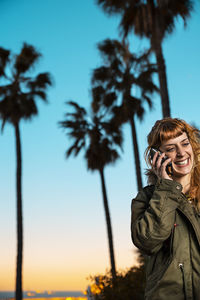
150, 148, 173, 174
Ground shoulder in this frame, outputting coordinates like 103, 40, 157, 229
143, 185, 155, 197
132, 185, 155, 206
137, 184, 155, 199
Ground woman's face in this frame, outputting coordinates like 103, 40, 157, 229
159, 132, 194, 178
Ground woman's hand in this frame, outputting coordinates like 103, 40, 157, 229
152, 151, 172, 180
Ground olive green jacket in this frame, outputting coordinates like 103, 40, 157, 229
131, 179, 200, 300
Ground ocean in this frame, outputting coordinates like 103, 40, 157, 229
0, 291, 87, 300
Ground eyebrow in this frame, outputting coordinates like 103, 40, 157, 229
164, 138, 189, 147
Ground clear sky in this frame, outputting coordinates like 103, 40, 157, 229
0, 0, 200, 292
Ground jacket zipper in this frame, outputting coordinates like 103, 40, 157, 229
179, 263, 187, 298
179, 262, 184, 272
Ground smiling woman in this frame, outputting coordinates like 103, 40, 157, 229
131, 118, 200, 300
145, 118, 200, 200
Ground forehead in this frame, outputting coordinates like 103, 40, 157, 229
161, 132, 188, 147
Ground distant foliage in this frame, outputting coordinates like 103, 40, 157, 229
87, 252, 146, 300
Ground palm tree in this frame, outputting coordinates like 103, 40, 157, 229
0, 44, 52, 300
96, 0, 194, 117
92, 39, 158, 190
59, 100, 123, 280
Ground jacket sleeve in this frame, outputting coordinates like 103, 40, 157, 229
131, 179, 183, 255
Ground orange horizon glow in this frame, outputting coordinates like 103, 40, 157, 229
0, 239, 136, 291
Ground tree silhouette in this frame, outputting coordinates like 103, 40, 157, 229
87, 249, 146, 300
0, 44, 52, 300
92, 39, 158, 190
96, 0, 194, 117
59, 100, 123, 280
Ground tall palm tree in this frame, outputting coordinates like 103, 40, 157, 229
59, 100, 123, 280
92, 39, 158, 190
0, 44, 52, 300
96, 0, 194, 117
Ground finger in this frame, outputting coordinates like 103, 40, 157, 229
152, 151, 159, 168
156, 152, 166, 170
160, 157, 172, 175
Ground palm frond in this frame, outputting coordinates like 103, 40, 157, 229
0, 44, 52, 127
14, 43, 41, 74
141, 94, 153, 110
136, 105, 145, 122
92, 66, 111, 84
29, 90, 47, 101
66, 139, 85, 158
96, 0, 127, 14
0, 47, 10, 77
67, 100, 87, 116
27, 72, 52, 90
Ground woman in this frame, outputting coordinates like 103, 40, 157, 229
131, 118, 200, 300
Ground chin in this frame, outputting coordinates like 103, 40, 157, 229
173, 168, 192, 177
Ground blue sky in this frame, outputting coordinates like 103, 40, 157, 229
0, 0, 200, 291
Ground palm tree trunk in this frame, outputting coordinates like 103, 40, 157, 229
154, 41, 171, 118
129, 116, 143, 191
15, 122, 23, 300
148, 0, 171, 118
99, 168, 116, 280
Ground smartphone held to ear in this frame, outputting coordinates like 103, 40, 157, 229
150, 148, 173, 175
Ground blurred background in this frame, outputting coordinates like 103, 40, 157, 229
0, 0, 200, 299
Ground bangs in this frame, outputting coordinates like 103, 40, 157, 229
148, 118, 187, 148
159, 126, 185, 143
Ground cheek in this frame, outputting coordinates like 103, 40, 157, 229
166, 153, 175, 160
189, 147, 194, 159
191, 153, 195, 164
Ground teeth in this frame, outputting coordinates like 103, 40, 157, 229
175, 159, 188, 166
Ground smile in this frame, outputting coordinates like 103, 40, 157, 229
174, 158, 189, 166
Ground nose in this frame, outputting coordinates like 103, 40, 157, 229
176, 146, 185, 157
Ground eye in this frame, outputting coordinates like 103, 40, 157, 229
182, 142, 190, 147
166, 148, 175, 152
